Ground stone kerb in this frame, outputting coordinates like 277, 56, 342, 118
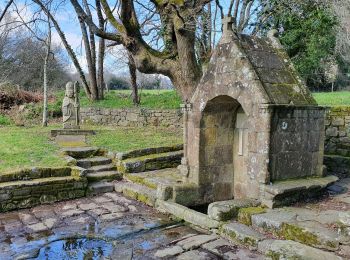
80, 107, 183, 128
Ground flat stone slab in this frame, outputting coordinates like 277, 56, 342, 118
61, 146, 99, 159
154, 245, 184, 258
124, 168, 182, 190
262, 175, 339, 208
114, 181, 157, 207
258, 239, 342, 260
176, 234, 218, 250
221, 222, 265, 249
208, 199, 260, 221
202, 238, 264, 260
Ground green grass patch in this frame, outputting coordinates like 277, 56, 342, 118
0, 114, 12, 126
313, 91, 350, 106
0, 125, 65, 173
88, 125, 182, 152
80, 89, 182, 109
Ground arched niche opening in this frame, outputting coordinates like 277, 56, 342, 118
199, 95, 248, 201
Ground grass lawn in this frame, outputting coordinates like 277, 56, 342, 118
312, 91, 350, 106
88, 125, 182, 152
0, 125, 66, 173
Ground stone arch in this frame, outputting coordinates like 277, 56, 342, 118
198, 95, 249, 201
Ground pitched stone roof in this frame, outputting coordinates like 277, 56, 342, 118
237, 33, 316, 105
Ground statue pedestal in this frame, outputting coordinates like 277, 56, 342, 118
50, 129, 95, 137
51, 129, 95, 147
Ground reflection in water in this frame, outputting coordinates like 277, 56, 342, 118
35, 238, 113, 260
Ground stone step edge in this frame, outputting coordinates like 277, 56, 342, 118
120, 150, 183, 164
117, 151, 182, 174
77, 157, 112, 168
116, 144, 184, 161
86, 171, 122, 182
123, 173, 158, 190
0, 175, 85, 190
261, 175, 339, 208
86, 181, 115, 196
114, 181, 157, 207
85, 164, 118, 174
156, 200, 220, 230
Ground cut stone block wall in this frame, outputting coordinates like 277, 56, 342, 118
0, 167, 87, 212
269, 106, 325, 181
324, 107, 350, 177
80, 107, 183, 128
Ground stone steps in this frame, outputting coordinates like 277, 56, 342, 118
77, 156, 112, 168
114, 181, 157, 206
117, 151, 183, 173
86, 181, 115, 196
61, 146, 101, 159
86, 171, 122, 182
85, 164, 117, 174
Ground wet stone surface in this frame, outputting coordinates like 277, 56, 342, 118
0, 192, 262, 259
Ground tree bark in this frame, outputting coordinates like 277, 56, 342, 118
128, 52, 139, 105
42, 22, 50, 127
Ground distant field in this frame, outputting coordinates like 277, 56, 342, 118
79, 89, 182, 109
313, 91, 350, 106
50, 89, 350, 110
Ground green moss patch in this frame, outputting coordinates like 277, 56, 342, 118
238, 207, 267, 226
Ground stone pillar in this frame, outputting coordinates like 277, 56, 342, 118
178, 102, 192, 182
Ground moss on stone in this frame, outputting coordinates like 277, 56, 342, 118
280, 223, 319, 247
238, 207, 267, 226
124, 174, 157, 190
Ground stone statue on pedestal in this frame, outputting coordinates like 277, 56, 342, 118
62, 81, 80, 129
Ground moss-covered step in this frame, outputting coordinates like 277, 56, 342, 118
0, 174, 87, 212
85, 164, 117, 174
220, 222, 265, 249
251, 208, 349, 251
86, 171, 122, 182
61, 146, 102, 159
261, 175, 338, 208
116, 144, 183, 161
258, 239, 342, 260
114, 181, 157, 206
0, 167, 72, 183
207, 199, 261, 221
77, 156, 112, 168
117, 151, 183, 173
124, 168, 182, 190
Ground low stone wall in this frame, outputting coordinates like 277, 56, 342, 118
80, 107, 183, 128
324, 106, 350, 177
0, 167, 87, 212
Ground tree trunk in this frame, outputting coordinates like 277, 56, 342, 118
42, 16, 51, 127
97, 37, 105, 99
128, 52, 139, 106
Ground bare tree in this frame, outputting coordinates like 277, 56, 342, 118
0, 0, 14, 23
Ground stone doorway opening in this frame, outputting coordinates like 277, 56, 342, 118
199, 95, 248, 202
